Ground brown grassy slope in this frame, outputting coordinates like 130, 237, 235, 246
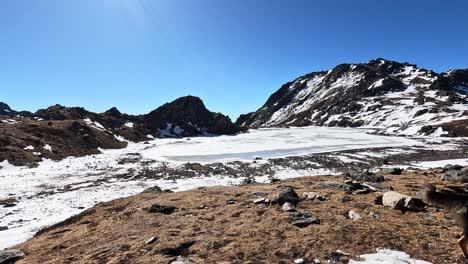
15, 170, 468, 263
0, 118, 126, 166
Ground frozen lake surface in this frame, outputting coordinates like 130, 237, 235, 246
0, 126, 461, 249
142, 127, 422, 162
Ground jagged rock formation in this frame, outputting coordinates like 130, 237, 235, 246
236, 59, 468, 136
144, 96, 240, 137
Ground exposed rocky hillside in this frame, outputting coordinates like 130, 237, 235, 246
145, 96, 240, 137
9, 167, 468, 263
0, 102, 17, 115
0, 96, 240, 166
0, 119, 127, 166
236, 59, 468, 136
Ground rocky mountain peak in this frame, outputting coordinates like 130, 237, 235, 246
236, 59, 467, 136
103, 107, 122, 117
0, 102, 15, 115
144, 95, 240, 137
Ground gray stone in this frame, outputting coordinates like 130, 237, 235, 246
142, 185, 163, 193
441, 169, 468, 182
0, 249, 25, 264
282, 202, 296, 212
171, 256, 194, 264
148, 204, 177, 214
291, 211, 320, 227
369, 211, 380, 219
253, 197, 269, 204
344, 170, 384, 183
303, 192, 326, 201
381, 167, 403, 175
382, 191, 425, 211
339, 196, 352, 203
347, 210, 361, 220
145, 236, 158, 245
270, 186, 299, 206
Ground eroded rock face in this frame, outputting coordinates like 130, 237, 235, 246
236, 59, 468, 137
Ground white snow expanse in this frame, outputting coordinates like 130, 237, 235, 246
349, 249, 432, 264
0, 127, 463, 258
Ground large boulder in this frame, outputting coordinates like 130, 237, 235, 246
382, 191, 425, 211
270, 186, 300, 206
344, 170, 385, 183
440, 165, 468, 182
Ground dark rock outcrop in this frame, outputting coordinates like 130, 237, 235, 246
143, 96, 240, 137
0, 102, 16, 115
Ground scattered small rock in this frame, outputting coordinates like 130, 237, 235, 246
294, 258, 305, 264
339, 196, 352, 203
0, 226, 8, 231
148, 204, 176, 215
227, 199, 237, 205
159, 241, 195, 256
282, 202, 296, 212
347, 210, 361, 220
369, 211, 380, 219
171, 256, 194, 264
142, 186, 163, 194
303, 192, 326, 201
0, 249, 25, 264
270, 178, 281, 183
421, 212, 437, 223
291, 211, 320, 227
381, 167, 403, 175
253, 197, 270, 204
145, 236, 158, 245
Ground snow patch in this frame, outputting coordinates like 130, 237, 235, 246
349, 249, 432, 263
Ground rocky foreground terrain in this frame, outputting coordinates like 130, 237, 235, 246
5, 165, 468, 263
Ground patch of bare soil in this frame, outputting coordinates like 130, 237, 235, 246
13, 170, 468, 263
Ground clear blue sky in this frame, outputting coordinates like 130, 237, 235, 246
1, 0, 467, 119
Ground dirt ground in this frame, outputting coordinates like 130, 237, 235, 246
13, 169, 468, 263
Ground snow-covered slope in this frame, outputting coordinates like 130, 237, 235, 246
236, 59, 468, 136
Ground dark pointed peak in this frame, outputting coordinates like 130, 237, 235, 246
104, 107, 121, 116
0, 102, 12, 110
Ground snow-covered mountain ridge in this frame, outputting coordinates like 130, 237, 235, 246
236, 58, 468, 136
